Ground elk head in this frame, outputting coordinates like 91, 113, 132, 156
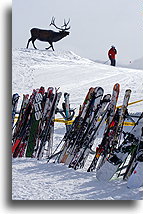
50, 16, 70, 33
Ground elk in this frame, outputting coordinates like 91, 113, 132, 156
26, 17, 70, 51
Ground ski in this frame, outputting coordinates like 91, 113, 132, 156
32, 87, 54, 157
12, 94, 29, 142
44, 91, 62, 158
36, 89, 62, 160
58, 87, 104, 164
57, 87, 98, 163
96, 89, 131, 181
68, 93, 111, 169
87, 83, 120, 172
25, 87, 45, 157
12, 90, 37, 157
62, 92, 72, 132
12, 93, 20, 127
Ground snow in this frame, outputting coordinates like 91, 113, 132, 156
12, 158, 143, 200
12, 48, 143, 200
126, 57, 143, 70
94, 57, 143, 70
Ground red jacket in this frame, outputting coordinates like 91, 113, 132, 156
108, 48, 117, 59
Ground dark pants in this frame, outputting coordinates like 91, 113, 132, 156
110, 58, 116, 66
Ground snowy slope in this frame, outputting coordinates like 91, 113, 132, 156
93, 57, 143, 70
12, 48, 143, 112
127, 57, 143, 70
12, 48, 143, 200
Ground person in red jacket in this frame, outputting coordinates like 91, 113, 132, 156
108, 46, 117, 66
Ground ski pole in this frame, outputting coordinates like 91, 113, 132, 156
103, 60, 109, 64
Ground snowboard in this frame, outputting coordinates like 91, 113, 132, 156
127, 124, 143, 188
96, 113, 143, 182
96, 152, 128, 181
127, 162, 143, 189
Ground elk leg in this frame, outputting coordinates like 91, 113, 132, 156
26, 38, 32, 48
45, 46, 51, 50
32, 39, 37, 49
51, 43, 54, 51
45, 42, 54, 51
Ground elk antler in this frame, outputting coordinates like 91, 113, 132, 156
61, 19, 70, 31
49, 17, 62, 30
50, 17, 70, 31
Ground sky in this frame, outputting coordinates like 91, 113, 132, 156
12, 0, 143, 64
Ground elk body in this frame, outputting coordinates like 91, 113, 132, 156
26, 17, 70, 51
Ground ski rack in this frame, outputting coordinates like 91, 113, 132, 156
124, 112, 141, 125
53, 112, 142, 127
14, 110, 141, 127
117, 99, 143, 109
